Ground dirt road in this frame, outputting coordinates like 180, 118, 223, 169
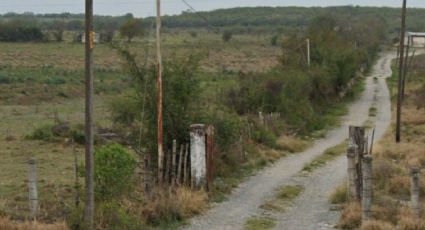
184, 52, 395, 230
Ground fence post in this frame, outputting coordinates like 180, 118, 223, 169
190, 124, 207, 190
183, 144, 189, 186
73, 141, 80, 208
144, 154, 152, 197
177, 144, 184, 185
171, 140, 177, 186
259, 112, 264, 126
28, 158, 38, 221
206, 125, 215, 191
347, 143, 358, 201
410, 167, 420, 218
362, 155, 373, 221
349, 126, 366, 201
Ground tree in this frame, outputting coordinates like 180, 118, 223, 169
52, 20, 65, 42
119, 19, 144, 42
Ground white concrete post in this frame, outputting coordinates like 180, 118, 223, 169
362, 155, 373, 221
347, 143, 358, 201
28, 158, 38, 221
410, 167, 421, 218
190, 124, 206, 189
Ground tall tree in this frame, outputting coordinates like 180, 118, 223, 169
119, 19, 144, 42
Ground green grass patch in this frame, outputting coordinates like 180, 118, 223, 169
329, 184, 348, 204
277, 185, 304, 200
302, 141, 347, 173
244, 217, 276, 230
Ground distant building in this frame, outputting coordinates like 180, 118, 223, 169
405, 32, 425, 47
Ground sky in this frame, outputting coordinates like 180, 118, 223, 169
0, 0, 425, 17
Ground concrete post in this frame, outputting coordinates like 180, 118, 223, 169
347, 143, 358, 201
28, 158, 38, 221
410, 167, 420, 218
362, 155, 373, 221
259, 112, 264, 126
190, 124, 207, 190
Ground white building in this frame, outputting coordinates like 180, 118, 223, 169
406, 32, 425, 47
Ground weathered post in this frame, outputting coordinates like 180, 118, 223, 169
362, 155, 373, 221
347, 143, 358, 201
143, 154, 152, 196
259, 112, 264, 126
410, 167, 420, 218
183, 144, 189, 185
28, 158, 38, 221
206, 125, 215, 191
171, 140, 177, 186
190, 124, 207, 190
177, 144, 184, 185
349, 126, 366, 201
73, 141, 80, 208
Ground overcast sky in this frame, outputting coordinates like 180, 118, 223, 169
1, 0, 425, 17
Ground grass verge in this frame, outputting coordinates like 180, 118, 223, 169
244, 217, 276, 230
301, 141, 348, 174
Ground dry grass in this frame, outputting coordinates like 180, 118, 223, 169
360, 220, 395, 230
329, 183, 348, 204
338, 202, 362, 229
276, 135, 310, 153
0, 218, 69, 230
141, 187, 208, 224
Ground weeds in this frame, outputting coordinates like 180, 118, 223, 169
244, 217, 276, 230
302, 141, 347, 173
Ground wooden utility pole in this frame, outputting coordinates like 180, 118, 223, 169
156, 0, 164, 185
402, 35, 411, 101
84, 0, 95, 227
396, 0, 407, 143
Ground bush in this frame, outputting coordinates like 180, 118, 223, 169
94, 144, 137, 200
27, 124, 56, 141
97, 202, 141, 230
252, 127, 277, 148
222, 30, 233, 42
271, 35, 279, 46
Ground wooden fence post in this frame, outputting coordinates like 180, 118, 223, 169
183, 144, 189, 186
410, 167, 420, 218
73, 141, 80, 208
349, 126, 366, 201
190, 124, 207, 190
362, 155, 373, 221
171, 140, 177, 186
28, 158, 38, 221
177, 144, 184, 185
347, 143, 358, 201
206, 125, 215, 191
144, 154, 152, 196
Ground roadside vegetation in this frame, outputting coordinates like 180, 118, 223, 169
0, 6, 389, 230
336, 54, 425, 229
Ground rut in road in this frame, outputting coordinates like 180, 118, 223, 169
183, 53, 396, 230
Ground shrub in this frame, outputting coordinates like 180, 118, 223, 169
252, 127, 277, 148
222, 30, 233, 42
329, 184, 347, 204
338, 202, 362, 229
271, 35, 279, 46
94, 144, 137, 200
27, 124, 55, 141
97, 202, 141, 230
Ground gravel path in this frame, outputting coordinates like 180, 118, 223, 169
183, 53, 395, 230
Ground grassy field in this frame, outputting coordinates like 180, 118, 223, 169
0, 30, 280, 223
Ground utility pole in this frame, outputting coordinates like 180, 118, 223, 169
401, 35, 411, 101
84, 0, 94, 227
396, 0, 407, 143
306, 38, 311, 71
156, 0, 164, 184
